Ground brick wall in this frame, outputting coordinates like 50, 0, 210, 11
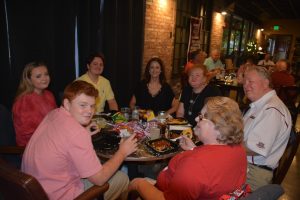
143, 0, 176, 81
209, 12, 225, 54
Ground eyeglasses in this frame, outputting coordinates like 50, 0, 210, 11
196, 113, 208, 122
198, 113, 205, 121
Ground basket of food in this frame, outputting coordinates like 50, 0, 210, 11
145, 138, 179, 156
166, 118, 188, 125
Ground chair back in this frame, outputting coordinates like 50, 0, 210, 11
272, 128, 300, 184
0, 158, 49, 200
0, 104, 22, 168
242, 184, 284, 200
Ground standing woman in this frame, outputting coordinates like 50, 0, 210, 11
176, 65, 221, 126
129, 57, 178, 115
77, 53, 118, 113
12, 61, 57, 146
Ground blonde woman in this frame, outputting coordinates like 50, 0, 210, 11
129, 97, 247, 200
13, 61, 57, 146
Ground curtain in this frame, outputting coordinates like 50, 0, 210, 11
101, 0, 145, 108
0, 0, 145, 110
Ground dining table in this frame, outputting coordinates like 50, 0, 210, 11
91, 116, 184, 179
212, 79, 244, 104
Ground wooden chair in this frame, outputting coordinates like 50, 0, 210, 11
272, 127, 300, 184
0, 104, 23, 168
0, 158, 109, 200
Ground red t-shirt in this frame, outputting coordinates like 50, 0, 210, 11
271, 71, 295, 92
156, 145, 247, 200
13, 90, 57, 146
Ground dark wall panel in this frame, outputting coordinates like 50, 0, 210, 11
102, 0, 145, 108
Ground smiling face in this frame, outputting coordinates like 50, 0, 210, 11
30, 66, 50, 94
63, 93, 96, 126
149, 61, 161, 79
188, 67, 206, 89
243, 70, 270, 102
87, 57, 104, 76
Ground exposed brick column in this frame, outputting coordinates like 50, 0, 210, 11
143, 0, 176, 81
209, 12, 225, 54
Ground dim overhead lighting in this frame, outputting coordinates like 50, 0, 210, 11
260, 28, 264, 31
221, 11, 227, 15
258, 47, 262, 51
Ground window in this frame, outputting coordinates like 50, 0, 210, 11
221, 14, 257, 66
172, 0, 212, 75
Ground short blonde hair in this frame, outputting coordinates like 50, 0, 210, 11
204, 96, 244, 145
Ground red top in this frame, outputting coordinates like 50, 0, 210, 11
12, 90, 57, 146
156, 145, 247, 200
271, 70, 295, 92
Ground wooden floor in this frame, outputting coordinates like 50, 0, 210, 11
279, 114, 300, 200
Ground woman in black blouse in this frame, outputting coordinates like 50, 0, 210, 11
129, 57, 178, 115
176, 65, 221, 126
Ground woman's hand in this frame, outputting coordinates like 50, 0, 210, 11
179, 135, 196, 150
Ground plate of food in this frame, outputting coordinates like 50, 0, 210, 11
168, 128, 193, 140
145, 138, 179, 156
166, 118, 188, 125
92, 131, 121, 151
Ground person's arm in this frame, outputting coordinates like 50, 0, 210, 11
107, 98, 118, 111
242, 142, 259, 156
166, 98, 179, 115
12, 96, 44, 146
176, 102, 185, 118
129, 178, 165, 200
129, 95, 136, 110
88, 133, 137, 185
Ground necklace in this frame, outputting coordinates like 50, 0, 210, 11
188, 92, 200, 116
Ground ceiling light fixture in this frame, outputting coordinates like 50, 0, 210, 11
221, 11, 227, 15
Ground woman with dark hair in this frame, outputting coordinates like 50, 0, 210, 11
77, 53, 118, 113
129, 57, 178, 115
12, 61, 57, 146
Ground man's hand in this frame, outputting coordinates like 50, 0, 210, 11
86, 121, 100, 135
118, 133, 138, 157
